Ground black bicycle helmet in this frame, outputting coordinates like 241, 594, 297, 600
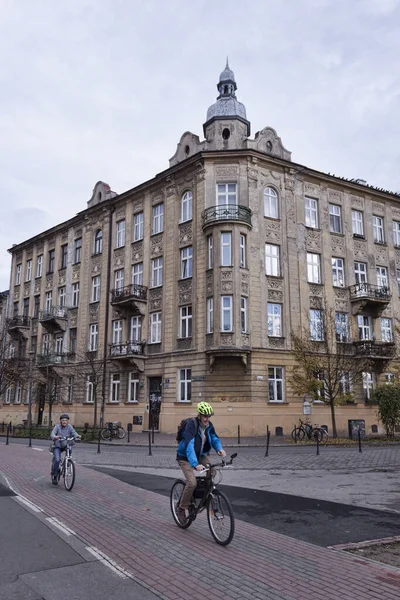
60, 413, 69, 420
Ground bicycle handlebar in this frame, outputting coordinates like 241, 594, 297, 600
195, 453, 237, 473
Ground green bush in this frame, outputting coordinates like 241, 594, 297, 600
372, 383, 400, 438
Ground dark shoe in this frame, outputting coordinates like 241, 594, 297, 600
177, 508, 187, 525
52, 477, 58, 485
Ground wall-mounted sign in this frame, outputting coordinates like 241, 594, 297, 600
192, 376, 206, 382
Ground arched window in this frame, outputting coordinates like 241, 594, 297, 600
181, 191, 193, 223
94, 229, 103, 255
264, 187, 279, 219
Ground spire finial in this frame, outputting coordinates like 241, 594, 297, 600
226, 56, 229, 68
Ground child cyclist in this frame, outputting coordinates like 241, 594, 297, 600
50, 414, 81, 484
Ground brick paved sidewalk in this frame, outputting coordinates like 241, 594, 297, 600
1, 444, 400, 600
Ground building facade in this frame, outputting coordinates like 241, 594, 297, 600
2, 63, 400, 435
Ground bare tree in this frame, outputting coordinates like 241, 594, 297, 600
290, 304, 382, 438
73, 345, 107, 429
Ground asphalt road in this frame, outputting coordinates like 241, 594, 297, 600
92, 466, 400, 547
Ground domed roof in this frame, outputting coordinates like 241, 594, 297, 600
219, 62, 235, 83
205, 60, 248, 123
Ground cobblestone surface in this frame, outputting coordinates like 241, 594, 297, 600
1, 443, 400, 599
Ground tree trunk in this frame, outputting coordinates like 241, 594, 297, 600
329, 400, 337, 438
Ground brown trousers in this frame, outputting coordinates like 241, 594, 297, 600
177, 456, 210, 509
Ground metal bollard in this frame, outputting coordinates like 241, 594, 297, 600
152, 425, 155, 444
148, 429, 152, 456
316, 434, 320, 456
97, 429, 101, 454
6, 424, 10, 445
238, 424, 241, 445
358, 428, 362, 453
28, 424, 32, 448
265, 426, 270, 457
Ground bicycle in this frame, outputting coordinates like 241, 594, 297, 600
100, 421, 126, 441
170, 453, 237, 546
13, 420, 28, 436
291, 419, 328, 443
51, 436, 80, 491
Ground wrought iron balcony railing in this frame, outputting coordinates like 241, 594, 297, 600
202, 204, 252, 229
109, 341, 145, 357
110, 284, 148, 304
7, 315, 31, 328
37, 352, 73, 365
349, 283, 391, 302
39, 306, 68, 320
353, 340, 396, 358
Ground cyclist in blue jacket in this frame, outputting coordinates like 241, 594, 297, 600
176, 401, 226, 524
50, 414, 80, 484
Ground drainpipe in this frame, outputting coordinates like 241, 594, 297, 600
100, 204, 115, 428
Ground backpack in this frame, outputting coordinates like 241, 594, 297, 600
176, 417, 198, 442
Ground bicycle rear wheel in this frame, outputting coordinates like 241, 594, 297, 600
117, 427, 126, 439
100, 428, 111, 441
64, 458, 75, 491
312, 428, 323, 443
207, 489, 235, 546
13, 425, 24, 436
291, 426, 305, 441
170, 480, 192, 529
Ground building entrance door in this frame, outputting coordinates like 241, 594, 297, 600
148, 377, 162, 431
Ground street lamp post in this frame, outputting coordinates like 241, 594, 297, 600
27, 350, 34, 448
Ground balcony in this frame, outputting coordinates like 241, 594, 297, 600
6, 315, 31, 338
109, 341, 145, 371
110, 284, 148, 316
202, 204, 252, 230
353, 340, 396, 360
37, 352, 73, 367
349, 283, 391, 316
39, 306, 68, 332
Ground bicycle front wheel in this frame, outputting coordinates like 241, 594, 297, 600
207, 489, 235, 546
117, 427, 126, 439
170, 480, 192, 529
312, 428, 323, 443
100, 428, 111, 441
64, 458, 75, 491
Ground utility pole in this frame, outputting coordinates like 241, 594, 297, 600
27, 350, 34, 447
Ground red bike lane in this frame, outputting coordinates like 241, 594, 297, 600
1, 444, 400, 600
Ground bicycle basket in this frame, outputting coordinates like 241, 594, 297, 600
193, 477, 209, 499
59, 440, 68, 450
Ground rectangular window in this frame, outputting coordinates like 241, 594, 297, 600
397, 269, 400, 296
36, 255, 43, 277
55, 334, 64, 354
116, 220, 126, 248
34, 295, 40, 318
207, 297, 214, 334
381, 318, 392, 342
305, 197, 318, 228
217, 183, 237, 206
329, 204, 342, 233
307, 253, 321, 284
339, 372, 352, 395
128, 373, 139, 403
207, 236, 213, 270
179, 306, 192, 338
58, 287, 66, 308
42, 333, 50, 354
72, 282, 79, 307
358, 315, 371, 340
335, 312, 349, 342
373, 215, 385, 243
86, 375, 94, 403
30, 336, 37, 356
112, 320, 123, 344
264, 187, 279, 218
114, 269, 125, 290
4, 387, 12, 404
45, 291, 52, 311
133, 212, 144, 242
240, 234, 246, 268
221, 296, 233, 332
74, 238, 82, 264
268, 303, 282, 337
110, 373, 120, 402
265, 244, 280, 276
61, 244, 68, 269
94, 230, 102, 255
181, 191, 193, 222
352, 210, 364, 236
69, 328, 77, 354
354, 262, 367, 285
363, 372, 374, 401
393, 221, 400, 247
48, 249, 55, 273
310, 309, 324, 341
91, 275, 101, 302
221, 232, 232, 266
268, 367, 284, 402
385, 373, 395, 384
150, 312, 162, 343
26, 259, 32, 281
13, 301, 18, 317
180, 247, 193, 279
152, 204, 164, 234
130, 316, 142, 341
89, 323, 98, 351
332, 257, 345, 287
66, 376, 74, 403
240, 297, 247, 333
22, 297, 29, 317
132, 263, 143, 286
179, 368, 192, 402
14, 384, 22, 404
15, 264, 22, 285
151, 257, 163, 287
376, 266, 388, 289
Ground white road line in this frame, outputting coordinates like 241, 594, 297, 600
15, 495, 43, 513
2, 475, 17, 494
32, 447, 44, 452
46, 517, 76, 536
86, 546, 132, 579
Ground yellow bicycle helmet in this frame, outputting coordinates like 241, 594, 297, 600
197, 401, 214, 416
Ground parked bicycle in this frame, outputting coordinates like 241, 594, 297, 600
13, 420, 28, 436
100, 421, 126, 441
170, 453, 237, 546
51, 436, 80, 491
291, 419, 328, 443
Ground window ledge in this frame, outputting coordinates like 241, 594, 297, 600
330, 232, 344, 236
308, 282, 324, 286
125, 401, 139, 404
267, 401, 289, 405
174, 401, 192, 405
374, 241, 387, 246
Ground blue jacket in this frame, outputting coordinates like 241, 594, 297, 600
177, 417, 223, 468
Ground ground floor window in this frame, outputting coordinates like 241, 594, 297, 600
179, 368, 191, 402
268, 367, 284, 402
110, 374, 120, 403
128, 373, 139, 403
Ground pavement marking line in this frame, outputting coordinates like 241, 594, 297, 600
86, 546, 132, 579
46, 517, 76, 536
15, 495, 43, 513
32, 447, 44, 452
2, 474, 18, 494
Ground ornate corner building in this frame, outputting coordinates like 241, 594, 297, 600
2, 62, 400, 436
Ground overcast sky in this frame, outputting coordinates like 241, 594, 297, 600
1, 0, 400, 290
